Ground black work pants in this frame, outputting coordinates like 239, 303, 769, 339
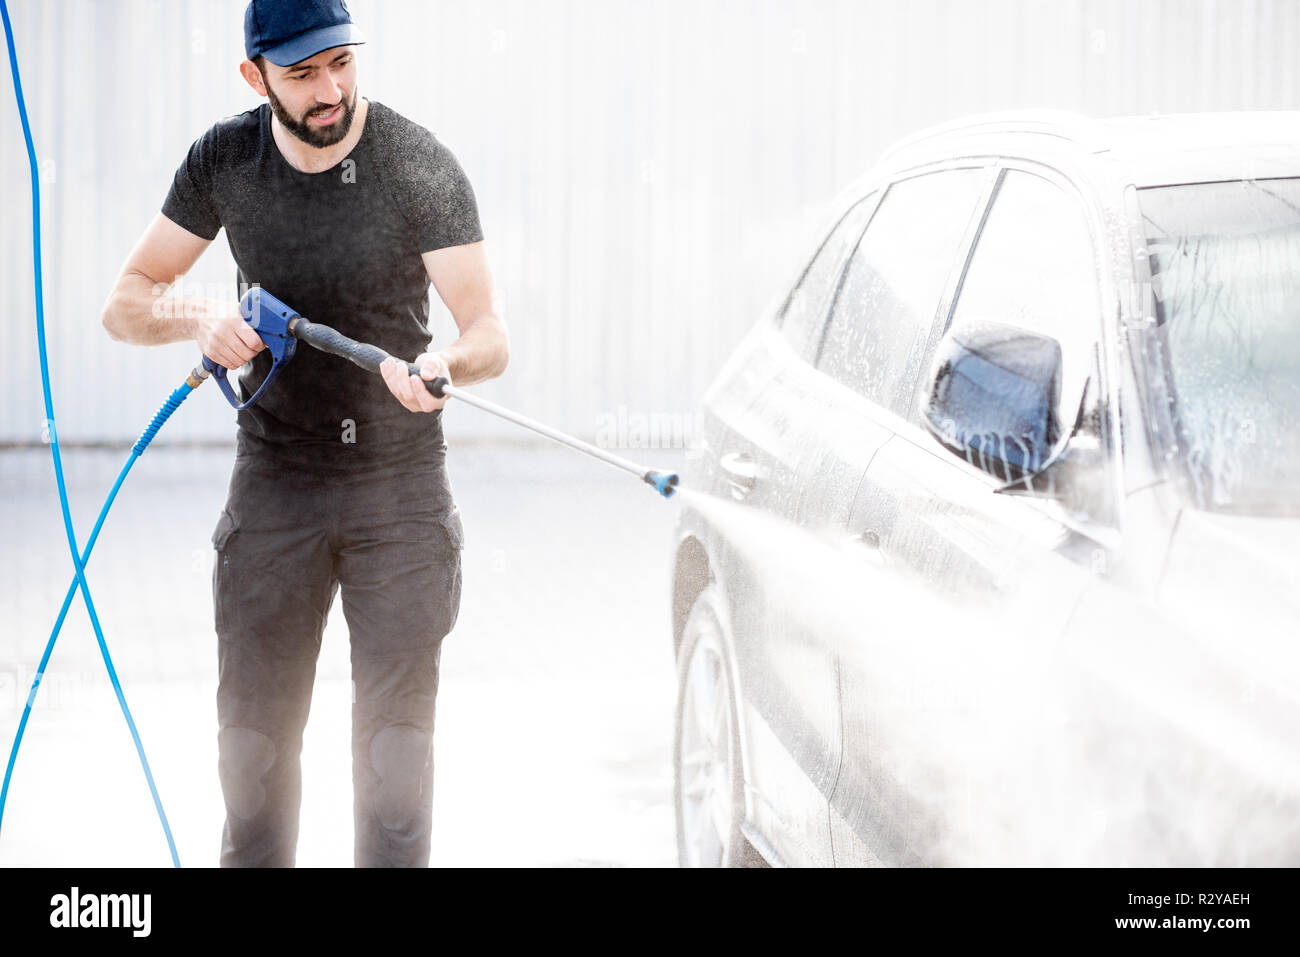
210, 446, 463, 867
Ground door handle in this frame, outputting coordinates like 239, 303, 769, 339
845, 528, 886, 567
720, 451, 758, 499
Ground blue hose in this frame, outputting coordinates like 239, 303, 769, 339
1, 0, 181, 866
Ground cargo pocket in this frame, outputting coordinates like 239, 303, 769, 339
438, 507, 465, 552
211, 508, 239, 635
438, 508, 464, 634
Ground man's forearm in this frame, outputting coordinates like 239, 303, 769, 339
101, 272, 213, 346
438, 312, 510, 386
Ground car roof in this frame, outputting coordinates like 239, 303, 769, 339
877, 109, 1300, 188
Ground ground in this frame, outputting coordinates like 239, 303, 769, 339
0, 443, 682, 867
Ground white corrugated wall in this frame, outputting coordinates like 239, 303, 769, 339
2, 0, 1297, 445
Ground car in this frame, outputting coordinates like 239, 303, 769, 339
670, 109, 1300, 867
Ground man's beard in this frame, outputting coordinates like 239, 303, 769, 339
266, 83, 357, 149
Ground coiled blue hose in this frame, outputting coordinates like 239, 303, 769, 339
1, 0, 182, 866
134, 385, 192, 455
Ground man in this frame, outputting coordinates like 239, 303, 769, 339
100, 0, 508, 867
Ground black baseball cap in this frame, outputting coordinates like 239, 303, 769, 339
244, 0, 366, 67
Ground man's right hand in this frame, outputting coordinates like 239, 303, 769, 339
195, 300, 266, 371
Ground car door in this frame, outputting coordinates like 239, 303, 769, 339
831, 165, 1121, 865
706, 191, 879, 867
733, 165, 993, 863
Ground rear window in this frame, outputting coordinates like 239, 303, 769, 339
816, 168, 986, 413
778, 194, 876, 358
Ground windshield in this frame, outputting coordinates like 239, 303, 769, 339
1139, 177, 1300, 515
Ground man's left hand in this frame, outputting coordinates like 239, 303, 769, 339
381, 351, 451, 413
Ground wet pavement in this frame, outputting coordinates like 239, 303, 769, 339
0, 443, 684, 867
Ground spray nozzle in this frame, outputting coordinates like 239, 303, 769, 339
644, 470, 680, 498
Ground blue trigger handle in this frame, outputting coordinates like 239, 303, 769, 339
201, 287, 300, 410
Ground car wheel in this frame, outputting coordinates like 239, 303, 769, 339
674, 585, 767, 867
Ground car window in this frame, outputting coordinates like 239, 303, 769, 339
943, 170, 1100, 425
1138, 177, 1300, 514
778, 193, 877, 358
815, 168, 986, 413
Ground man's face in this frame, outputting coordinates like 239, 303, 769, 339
257, 46, 359, 148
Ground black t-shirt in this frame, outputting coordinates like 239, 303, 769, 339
162, 99, 483, 471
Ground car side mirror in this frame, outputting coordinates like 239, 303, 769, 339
922, 319, 1065, 482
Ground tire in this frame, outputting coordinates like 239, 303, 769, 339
673, 585, 767, 867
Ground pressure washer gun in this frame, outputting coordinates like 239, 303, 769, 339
199, 288, 299, 410
206, 287, 680, 498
